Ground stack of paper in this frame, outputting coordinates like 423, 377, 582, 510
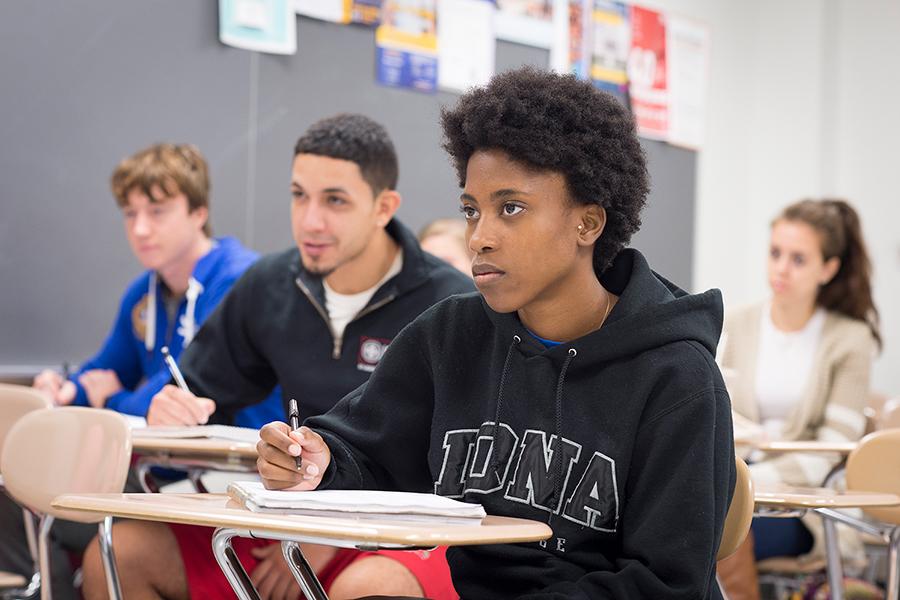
131, 425, 260, 444
228, 481, 486, 524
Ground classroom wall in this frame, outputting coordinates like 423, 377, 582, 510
661, 0, 899, 394
0, 2, 697, 373
827, 0, 900, 396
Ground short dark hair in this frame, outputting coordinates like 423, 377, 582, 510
441, 67, 649, 272
294, 113, 399, 196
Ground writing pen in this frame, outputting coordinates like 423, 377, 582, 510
288, 398, 303, 470
161, 346, 190, 392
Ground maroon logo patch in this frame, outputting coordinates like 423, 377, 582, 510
357, 337, 391, 372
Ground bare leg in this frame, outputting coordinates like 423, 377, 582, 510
81, 520, 188, 600
328, 556, 424, 600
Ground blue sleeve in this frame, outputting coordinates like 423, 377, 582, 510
103, 369, 171, 416
70, 286, 146, 408
102, 274, 249, 417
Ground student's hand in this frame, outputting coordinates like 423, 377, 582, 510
78, 369, 123, 408
257, 423, 330, 491
249, 543, 300, 600
147, 384, 216, 426
250, 542, 337, 600
33, 369, 77, 406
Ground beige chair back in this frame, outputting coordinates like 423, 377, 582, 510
846, 429, 900, 524
0, 383, 52, 463
718, 456, 754, 561
0, 407, 132, 523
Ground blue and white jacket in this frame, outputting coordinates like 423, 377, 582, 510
70, 237, 282, 427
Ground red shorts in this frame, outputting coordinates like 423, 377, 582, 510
169, 523, 457, 599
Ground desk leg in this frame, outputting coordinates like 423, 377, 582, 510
212, 528, 262, 600
281, 541, 328, 600
823, 517, 844, 600
188, 469, 209, 493
98, 516, 123, 600
135, 459, 160, 493
887, 527, 900, 600
38, 514, 55, 600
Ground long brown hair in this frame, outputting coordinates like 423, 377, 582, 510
777, 199, 881, 348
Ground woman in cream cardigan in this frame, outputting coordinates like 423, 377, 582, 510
719, 199, 881, 598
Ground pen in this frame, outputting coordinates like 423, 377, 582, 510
288, 398, 303, 470
161, 346, 190, 392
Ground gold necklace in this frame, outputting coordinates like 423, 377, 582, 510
598, 290, 613, 329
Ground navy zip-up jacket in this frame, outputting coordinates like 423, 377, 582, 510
179, 219, 475, 422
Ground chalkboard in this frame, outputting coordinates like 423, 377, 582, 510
0, 1, 695, 369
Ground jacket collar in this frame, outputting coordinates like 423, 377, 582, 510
291, 219, 430, 307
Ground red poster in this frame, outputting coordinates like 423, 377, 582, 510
628, 5, 668, 139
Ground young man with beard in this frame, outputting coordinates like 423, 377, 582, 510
81, 115, 473, 600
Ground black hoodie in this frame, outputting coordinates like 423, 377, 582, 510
308, 248, 735, 599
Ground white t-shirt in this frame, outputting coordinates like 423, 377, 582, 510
754, 303, 826, 439
323, 250, 403, 344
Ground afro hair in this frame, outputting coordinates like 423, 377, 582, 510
441, 67, 649, 273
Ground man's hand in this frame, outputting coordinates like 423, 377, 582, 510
257, 423, 330, 490
147, 385, 216, 426
249, 543, 299, 600
249, 542, 337, 600
33, 369, 77, 406
78, 369, 123, 408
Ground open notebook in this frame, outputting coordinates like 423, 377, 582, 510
228, 481, 486, 525
129, 422, 260, 444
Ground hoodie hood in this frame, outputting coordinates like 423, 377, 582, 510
484, 248, 724, 367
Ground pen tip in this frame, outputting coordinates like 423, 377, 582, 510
161, 346, 170, 356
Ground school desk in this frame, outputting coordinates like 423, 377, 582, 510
754, 484, 900, 600
52, 492, 552, 600
131, 437, 258, 493
754, 440, 857, 455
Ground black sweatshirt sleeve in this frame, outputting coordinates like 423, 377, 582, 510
306, 319, 435, 493
519, 386, 735, 600
179, 265, 279, 423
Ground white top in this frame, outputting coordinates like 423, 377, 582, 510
324, 250, 403, 343
754, 303, 826, 439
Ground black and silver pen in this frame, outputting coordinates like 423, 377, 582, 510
288, 398, 303, 470
161, 346, 190, 392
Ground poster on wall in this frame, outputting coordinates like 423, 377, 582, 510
437, 0, 496, 93
665, 13, 709, 149
376, 0, 438, 93
350, 0, 383, 25
295, 0, 346, 23
296, 0, 381, 25
494, 0, 554, 48
219, 0, 297, 54
627, 4, 668, 139
589, 1, 630, 103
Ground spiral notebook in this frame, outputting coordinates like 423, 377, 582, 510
227, 481, 486, 525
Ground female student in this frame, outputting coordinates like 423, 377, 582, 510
718, 199, 880, 596
258, 67, 736, 599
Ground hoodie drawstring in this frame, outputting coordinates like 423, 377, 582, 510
549, 348, 577, 516
144, 272, 157, 351
489, 335, 521, 483
180, 277, 204, 346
